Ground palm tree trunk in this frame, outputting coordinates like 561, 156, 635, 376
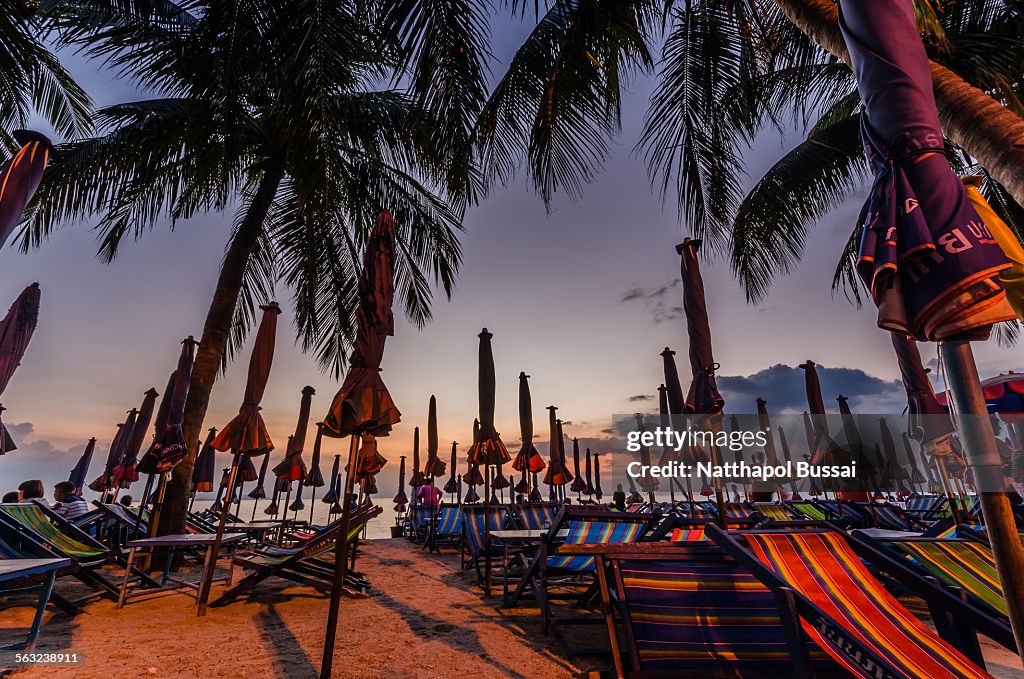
155, 161, 285, 537
774, 0, 1024, 206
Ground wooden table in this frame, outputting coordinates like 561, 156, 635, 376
118, 533, 245, 614
491, 529, 567, 605
0, 558, 70, 653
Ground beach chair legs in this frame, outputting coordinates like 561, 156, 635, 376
0, 570, 59, 654
774, 587, 814, 678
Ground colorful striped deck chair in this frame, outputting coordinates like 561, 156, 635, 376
819, 500, 870, 527
587, 543, 840, 678
787, 500, 827, 521
864, 502, 918, 531
460, 504, 506, 570
905, 494, 945, 517
433, 505, 462, 542
754, 503, 796, 522
892, 539, 1006, 617
406, 504, 433, 543
0, 502, 159, 601
212, 505, 381, 606
509, 507, 659, 632
515, 502, 559, 530
720, 502, 756, 520
710, 526, 994, 678
669, 526, 705, 542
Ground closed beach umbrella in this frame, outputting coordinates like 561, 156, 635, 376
0, 283, 40, 454
249, 451, 270, 500
424, 397, 446, 478
264, 482, 281, 516
513, 372, 545, 474
799, 361, 834, 466
584, 448, 594, 497
289, 480, 305, 512
110, 408, 139, 488
329, 472, 343, 515
570, 438, 587, 494
89, 421, 125, 493
394, 455, 408, 505
880, 417, 908, 484
463, 420, 484, 485
355, 433, 387, 478
211, 469, 229, 514
891, 334, 956, 443
114, 388, 158, 486
593, 453, 603, 500
409, 426, 426, 487
321, 455, 342, 505
542, 406, 572, 486
443, 442, 459, 495
68, 438, 97, 494
661, 348, 686, 415
468, 329, 511, 467
192, 428, 219, 493
626, 474, 642, 504
146, 338, 197, 472
274, 385, 315, 481
902, 432, 928, 488
778, 426, 801, 500
634, 414, 658, 496
211, 304, 280, 457
0, 130, 51, 249
306, 423, 327, 488
137, 370, 176, 476
318, 212, 401, 677
529, 472, 541, 502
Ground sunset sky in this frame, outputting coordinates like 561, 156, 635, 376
2, 18, 1020, 499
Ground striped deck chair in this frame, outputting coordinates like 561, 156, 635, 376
819, 500, 870, 527
211, 505, 381, 606
578, 543, 840, 678
669, 526, 705, 542
720, 502, 756, 520
460, 504, 506, 571
0, 502, 160, 601
787, 501, 828, 521
863, 502, 919, 531
433, 505, 463, 542
905, 494, 945, 518
515, 502, 559, 530
509, 507, 658, 632
754, 503, 797, 522
709, 526, 994, 678
91, 502, 150, 548
406, 505, 433, 543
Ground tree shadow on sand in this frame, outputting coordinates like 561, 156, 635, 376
255, 604, 317, 678
371, 590, 534, 679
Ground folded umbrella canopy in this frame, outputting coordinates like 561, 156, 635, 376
321, 455, 342, 505
443, 442, 459, 495
902, 431, 929, 488
210, 469, 229, 514
306, 422, 327, 489
68, 438, 97, 494
289, 480, 305, 512
424, 396, 446, 478
880, 417, 909, 491
468, 328, 512, 471
394, 455, 408, 505
89, 421, 125, 493
318, 212, 401, 679
892, 334, 957, 444
354, 433, 387, 478
842, 3, 1015, 340
409, 426, 426, 488
463, 419, 484, 485
584, 448, 594, 497
146, 338, 197, 472
273, 385, 315, 482
113, 388, 158, 487
211, 304, 280, 457
0, 130, 51, 249
542, 406, 572, 487
192, 428, 219, 493
137, 371, 176, 476
249, 451, 270, 500
778, 425, 802, 500
593, 453, 603, 500
0, 282, 40, 455
570, 438, 587, 494
513, 372, 545, 475
661, 348, 686, 415
634, 413, 658, 496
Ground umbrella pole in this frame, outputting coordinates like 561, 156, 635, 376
709, 440, 727, 528
279, 484, 292, 546
251, 497, 260, 522
309, 486, 318, 525
134, 473, 155, 541
320, 434, 360, 679
941, 339, 1024, 658
484, 464, 491, 597
235, 481, 245, 520
197, 450, 242, 616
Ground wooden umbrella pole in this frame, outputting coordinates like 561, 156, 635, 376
934, 454, 964, 524
941, 339, 1024, 661
484, 463, 492, 597
133, 473, 155, 542
235, 481, 245, 519
250, 497, 260, 522
308, 486, 317, 525
197, 451, 242, 616
278, 484, 292, 546
320, 434, 360, 679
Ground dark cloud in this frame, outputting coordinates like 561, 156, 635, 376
716, 363, 906, 413
0, 422, 97, 493
620, 280, 685, 324
628, 394, 653, 402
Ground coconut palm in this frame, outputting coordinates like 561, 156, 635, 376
20, 0, 487, 534
473, 0, 1024, 301
0, 2, 90, 148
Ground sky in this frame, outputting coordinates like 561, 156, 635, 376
1, 15, 1021, 501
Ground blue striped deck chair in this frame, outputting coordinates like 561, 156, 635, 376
460, 504, 506, 573
515, 502, 558, 530
433, 505, 462, 545
406, 504, 433, 543
819, 500, 870, 527
905, 494, 946, 519
709, 525, 995, 678
509, 507, 659, 632
864, 502, 919, 531
581, 542, 840, 678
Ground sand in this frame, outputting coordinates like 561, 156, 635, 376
4, 538, 1024, 679
4, 540, 598, 678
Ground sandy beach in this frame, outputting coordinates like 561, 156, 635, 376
4, 539, 603, 679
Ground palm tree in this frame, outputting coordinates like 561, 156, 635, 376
21, 0, 488, 535
0, 2, 90, 148
472, 0, 1023, 300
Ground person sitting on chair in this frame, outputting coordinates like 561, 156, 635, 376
1, 491, 19, 503
52, 481, 89, 520
18, 479, 47, 505
416, 483, 442, 507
